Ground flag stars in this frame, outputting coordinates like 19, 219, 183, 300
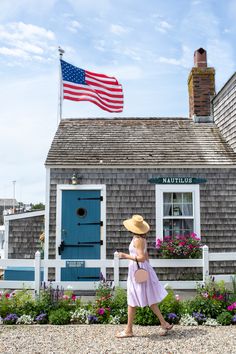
60, 60, 86, 84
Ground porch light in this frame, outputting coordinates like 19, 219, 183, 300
71, 174, 79, 185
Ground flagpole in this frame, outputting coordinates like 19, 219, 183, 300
58, 46, 65, 123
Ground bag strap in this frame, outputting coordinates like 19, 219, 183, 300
135, 257, 140, 269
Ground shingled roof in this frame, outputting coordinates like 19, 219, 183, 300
45, 118, 236, 166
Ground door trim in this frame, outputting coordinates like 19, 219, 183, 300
56, 185, 106, 271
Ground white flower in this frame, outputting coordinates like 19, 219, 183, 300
179, 314, 198, 326
16, 315, 34, 325
204, 318, 220, 326
109, 315, 120, 324
70, 308, 90, 324
67, 285, 73, 290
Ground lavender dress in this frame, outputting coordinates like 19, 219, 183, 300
127, 237, 168, 307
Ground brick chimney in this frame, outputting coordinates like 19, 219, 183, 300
188, 48, 215, 122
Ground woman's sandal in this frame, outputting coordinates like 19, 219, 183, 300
115, 330, 134, 338
159, 324, 174, 336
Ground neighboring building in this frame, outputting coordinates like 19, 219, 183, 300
4, 48, 236, 283
0, 225, 5, 259
0, 199, 18, 224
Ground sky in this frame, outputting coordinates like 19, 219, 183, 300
0, 0, 236, 204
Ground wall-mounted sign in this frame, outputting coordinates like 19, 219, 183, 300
148, 177, 207, 184
66, 261, 85, 268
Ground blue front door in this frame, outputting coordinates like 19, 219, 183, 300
60, 190, 102, 281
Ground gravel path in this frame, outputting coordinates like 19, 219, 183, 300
0, 325, 236, 354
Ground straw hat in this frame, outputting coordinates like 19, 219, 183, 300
123, 215, 150, 235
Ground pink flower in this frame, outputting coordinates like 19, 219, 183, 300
98, 308, 105, 315
217, 295, 224, 301
228, 302, 236, 311
71, 294, 76, 301
5, 293, 10, 298
202, 292, 209, 298
156, 239, 162, 249
179, 242, 185, 246
63, 295, 69, 300
175, 294, 180, 301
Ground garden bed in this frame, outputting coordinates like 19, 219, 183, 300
0, 275, 236, 327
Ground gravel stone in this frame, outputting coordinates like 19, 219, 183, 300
0, 325, 236, 354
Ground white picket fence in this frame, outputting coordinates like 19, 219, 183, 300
0, 245, 235, 295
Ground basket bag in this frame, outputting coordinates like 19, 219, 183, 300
134, 258, 149, 283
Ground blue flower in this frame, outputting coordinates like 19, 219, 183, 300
167, 313, 178, 319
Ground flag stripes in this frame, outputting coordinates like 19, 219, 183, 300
60, 60, 124, 113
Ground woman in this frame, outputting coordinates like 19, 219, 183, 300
116, 214, 173, 338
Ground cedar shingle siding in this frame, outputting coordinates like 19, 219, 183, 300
48, 167, 236, 280
213, 73, 236, 152
8, 215, 44, 259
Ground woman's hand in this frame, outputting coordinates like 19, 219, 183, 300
118, 252, 127, 259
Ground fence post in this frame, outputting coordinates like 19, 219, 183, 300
202, 245, 209, 284
114, 251, 120, 287
34, 251, 41, 297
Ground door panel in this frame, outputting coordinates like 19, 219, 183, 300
60, 190, 102, 281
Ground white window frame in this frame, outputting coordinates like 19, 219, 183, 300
156, 184, 200, 240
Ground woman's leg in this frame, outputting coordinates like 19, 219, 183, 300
150, 303, 172, 329
126, 305, 136, 334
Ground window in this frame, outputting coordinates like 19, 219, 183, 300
156, 185, 200, 240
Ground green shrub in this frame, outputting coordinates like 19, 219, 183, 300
135, 306, 159, 326
159, 290, 182, 319
0, 292, 14, 318
216, 312, 232, 325
110, 287, 128, 323
112, 287, 127, 309
187, 295, 225, 319
48, 308, 71, 325
8, 289, 37, 317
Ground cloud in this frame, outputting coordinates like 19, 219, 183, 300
155, 20, 172, 34
67, 20, 82, 33
0, 22, 56, 62
158, 45, 192, 68
110, 24, 129, 35
0, 0, 57, 21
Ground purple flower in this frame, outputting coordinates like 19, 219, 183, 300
167, 313, 178, 319
232, 315, 236, 324
98, 308, 105, 315
88, 315, 98, 324
192, 312, 206, 323
35, 313, 47, 323
4, 313, 18, 324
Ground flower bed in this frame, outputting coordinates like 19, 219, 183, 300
0, 276, 236, 326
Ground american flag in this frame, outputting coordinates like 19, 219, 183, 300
60, 60, 124, 113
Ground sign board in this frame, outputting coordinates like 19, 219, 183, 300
148, 177, 207, 184
66, 261, 85, 268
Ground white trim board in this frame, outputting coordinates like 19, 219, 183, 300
55, 184, 107, 281
4, 210, 45, 221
